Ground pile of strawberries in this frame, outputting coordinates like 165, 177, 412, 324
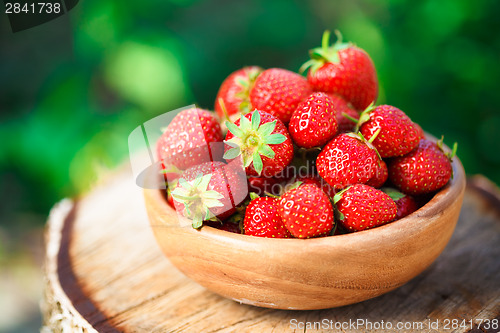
156, 31, 457, 238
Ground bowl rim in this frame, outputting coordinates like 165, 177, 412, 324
147, 145, 466, 247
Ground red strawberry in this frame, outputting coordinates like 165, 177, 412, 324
249, 68, 313, 123
415, 122, 425, 140
278, 184, 334, 238
156, 108, 223, 170
244, 196, 291, 238
382, 188, 419, 220
215, 66, 263, 121
334, 184, 397, 232
224, 110, 294, 177
171, 161, 246, 228
289, 174, 336, 198
358, 104, 420, 158
388, 138, 456, 195
316, 133, 380, 189
289, 92, 338, 148
301, 30, 378, 110
366, 159, 388, 188
326, 93, 359, 133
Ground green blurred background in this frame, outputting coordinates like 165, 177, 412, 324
0, 0, 499, 330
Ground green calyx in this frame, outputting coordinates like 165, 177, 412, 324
345, 130, 382, 162
300, 30, 352, 75
223, 110, 286, 175
381, 187, 406, 201
436, 136, 458, 179
333, 186, 350, 204
170, 173, 224, 229
354, 102, 377, 132
249, 192, 260, 200
333, 186, 351, 221
437, 136, 458, 161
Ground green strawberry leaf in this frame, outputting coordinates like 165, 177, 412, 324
333, 187, 349, 204
226, 121, 243, 137
249, 192, 260, 200
266, 133, 286, 145
381, 187, 406, 201
251, 109, 261, 130
223, 147, 242, 160
252, 151, 264, 175
259, 144, 275, 159
240, 113, 252, 131
257, 120, 276, 137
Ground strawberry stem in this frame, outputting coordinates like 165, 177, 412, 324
218, 98, 230, 122
342, 112, 359, 124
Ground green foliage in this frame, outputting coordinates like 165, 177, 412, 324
1, 0, 499, 225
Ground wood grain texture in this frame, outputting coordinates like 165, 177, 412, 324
43, 166, 500, 332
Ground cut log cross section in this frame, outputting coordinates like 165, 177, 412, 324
42, 169, 500, 333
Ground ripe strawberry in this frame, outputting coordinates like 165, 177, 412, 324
289, 174, 336, 198
244, 196, 291, 238
224, 110, 294, 177
415, 122, 425, 140
316, 133, 381, 189
301, 30, 378, 110
249, 68, 312, 124
327, 93, 359, 133
171, 161, 246, 228
289, 92, 338, 148
156, 108, 223, 170
334, 184, 397, 232
366, 159, 388, 188
388, 138, 456, 195
215, 66, 263, 121
358, 104, 420, 158
382, 188, 419, 220
278, 184, 334, 238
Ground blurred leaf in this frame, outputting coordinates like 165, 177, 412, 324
104, 39, 191, 113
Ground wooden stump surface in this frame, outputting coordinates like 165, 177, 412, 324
41, 167, 500, 333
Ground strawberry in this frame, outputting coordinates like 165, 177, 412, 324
244, 196, 291, 238
415, 122, 425, 140
289, 92, 338, 148
215, 66, 263, 121
170, 161, 246, 228
326, 93, 359, 133
289, 174, 336, 198
366, 159, 388, 188
316, 133, 381, 189
388, 138, 456, 195
301, 30, 378, 110
249, 68, 312, 124
156, 108, 223, 170
224, 110, 294, 177
358, 104, 420, 158
334, 184, 397, 232
382, 188, 419, 220
278, 184, 334, 238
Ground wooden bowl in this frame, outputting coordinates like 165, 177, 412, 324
144, 157, 465, 310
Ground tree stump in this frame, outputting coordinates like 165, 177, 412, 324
41, 168, 500, 332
